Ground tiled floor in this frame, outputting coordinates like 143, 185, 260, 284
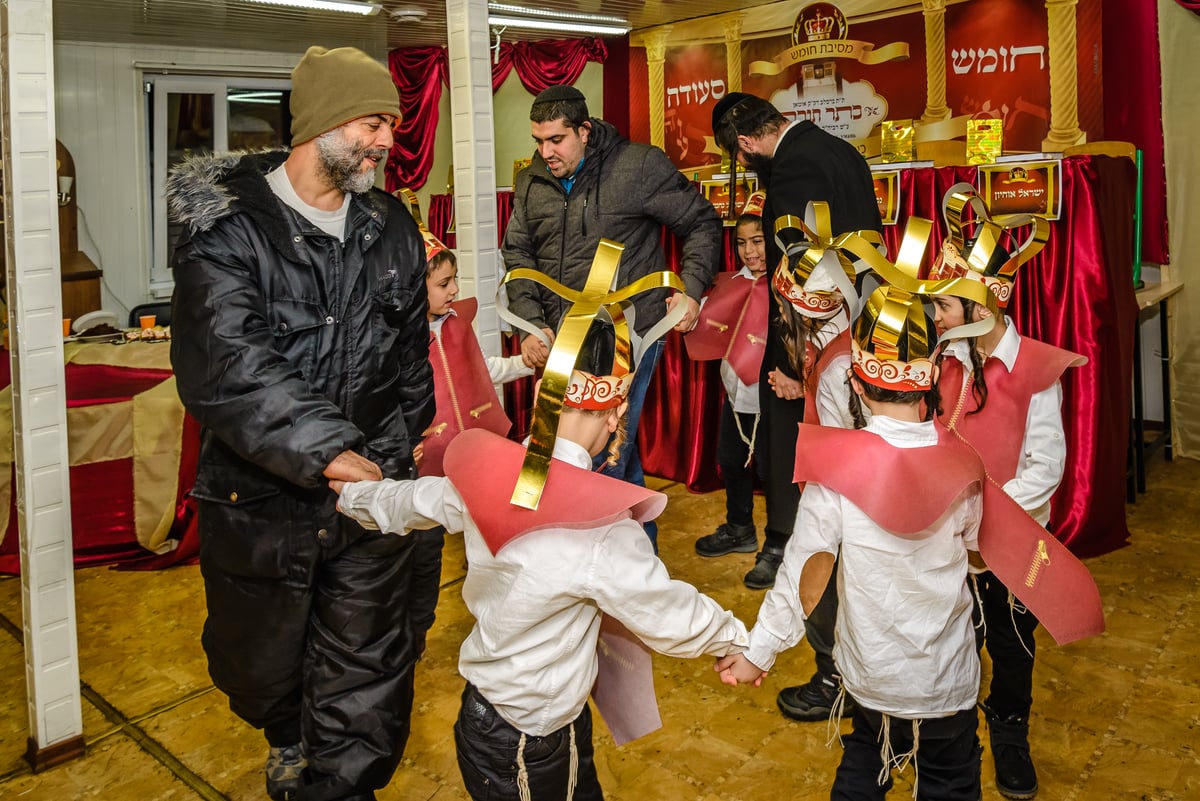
1, 455, 1198, 800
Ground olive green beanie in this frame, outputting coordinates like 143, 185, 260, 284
290, 46, 401, 146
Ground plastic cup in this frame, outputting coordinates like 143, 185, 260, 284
139, 314, 157, 330
63, 318, 72, 337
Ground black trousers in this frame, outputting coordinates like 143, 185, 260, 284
408, 525, 446, 657
757, 345, 804, 551
832, 704, 982, 801
972, 570, 1039, 718
454, 683, 604, 801
716, 399, 763, 527
199, 499, 416, 801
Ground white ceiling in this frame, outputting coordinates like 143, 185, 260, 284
47, 0, 779, 53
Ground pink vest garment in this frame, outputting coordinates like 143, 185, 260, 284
803, 328, 852, 425
423, 298, 513, 477
937, 336, 1085, 482
684, 271, 769, 386
443, 428, 666, 555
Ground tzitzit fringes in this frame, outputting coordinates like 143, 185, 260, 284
909, 719, 921, 800
1008, 589, 1035, 659
734, 412, 761, 467
876, 713, 922, 793
566, 722, 578, 801
971, 573, 987, 638
826, 684, 848, 749
516, 732, 532, 801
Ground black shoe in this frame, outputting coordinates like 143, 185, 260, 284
265, 743, 306, 801
983, 703, 1038, 799
695, 522, 758, 557
743, 546, 784, 589
776, 673, 855, 721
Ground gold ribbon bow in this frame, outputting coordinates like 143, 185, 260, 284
942, 182, 1049, 281
497, 241, 686, 510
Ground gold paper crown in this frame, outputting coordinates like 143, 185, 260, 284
926, 182, 1049, 309
851, 284, 935, 391
740, 190, 766, 218
497, 241, 687, 509
772, 200, 883, 320
394, 187, 450, 262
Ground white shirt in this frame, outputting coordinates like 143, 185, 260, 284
430, 309, 534, 386
941, 320, 1066, 525
338, 438, 749, 736
746, 415, 982, 719
713, 266, 763, 415
266, 164, 349, 241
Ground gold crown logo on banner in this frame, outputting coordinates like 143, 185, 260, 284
928, 182, 1050, 309
497, 241, 687, 510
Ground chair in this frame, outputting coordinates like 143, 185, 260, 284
129, 302, 172, 329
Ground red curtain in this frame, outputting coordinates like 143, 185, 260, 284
385, 46, 449, 191
492, 38, 608, 93
1103, 0, 1169, 264
386, 40, 606, 192
1176, 0, 1200, 10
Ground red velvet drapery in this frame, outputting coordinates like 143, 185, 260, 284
385, 39, 606, 192
491, 39, 608, 93
385, 46, 449, 191
429, 156, 1135, 557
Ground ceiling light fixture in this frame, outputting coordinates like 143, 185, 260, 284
487, 3, 629, 27
242, 0, 381, 15
486, 14, 630, 36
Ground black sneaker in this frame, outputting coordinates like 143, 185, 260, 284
983, 703, 1038, 799
776, 673, 855, 721
265, 743, 306, 801
743, 546, 784, 589
695, 522, 757, 557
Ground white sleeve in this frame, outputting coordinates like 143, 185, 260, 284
587, 520, 750, 659
1001, 381, 1066, 515
337, 476, 468, 535
745, 484, 843, 671
485, 353, 536, 385
815, 354, 856, 429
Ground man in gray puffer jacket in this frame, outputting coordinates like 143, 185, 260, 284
169, 47, 433, 801
503, 85, 722, 547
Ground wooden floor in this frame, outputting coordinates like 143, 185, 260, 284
1, 454, 1197, 801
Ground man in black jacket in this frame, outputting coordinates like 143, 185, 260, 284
169, 46, 434, 801
711, 92, 882, 724
503, 85, 722, 548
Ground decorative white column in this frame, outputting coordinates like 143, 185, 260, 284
445, 0, 501, 356
1042, 0, 1086, 150
920, 0, 951, 122
645, 27, 672, 151
723, 16, 744, 93
2, 0, 85, 770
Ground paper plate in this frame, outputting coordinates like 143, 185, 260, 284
71, 310, 120, 334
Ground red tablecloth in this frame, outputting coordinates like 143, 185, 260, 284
0, 347, 199, 573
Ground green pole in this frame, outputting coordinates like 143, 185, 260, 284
1134, 149, 1144, 289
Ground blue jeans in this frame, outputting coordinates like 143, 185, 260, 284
592, 336, 664, 550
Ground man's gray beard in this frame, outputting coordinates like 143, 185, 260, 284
315, 129, 384, 194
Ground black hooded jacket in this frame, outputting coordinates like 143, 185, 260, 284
502, 118, 722, 336
167, 151, 434, 517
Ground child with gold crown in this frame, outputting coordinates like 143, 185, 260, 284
926, 184, 1086, 800
718, 267, 991, 800
392, 189, 536, 659
686, 190, 770, 559
330, 242, 750, 801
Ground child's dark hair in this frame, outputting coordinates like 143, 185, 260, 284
426, 248, 457, 277
933, 296, 989, 417
847, 374, 941, 429
736, 213, 764, 231
776, 295, 837, 392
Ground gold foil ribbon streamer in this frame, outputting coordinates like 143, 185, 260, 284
498, 243, 686, 510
